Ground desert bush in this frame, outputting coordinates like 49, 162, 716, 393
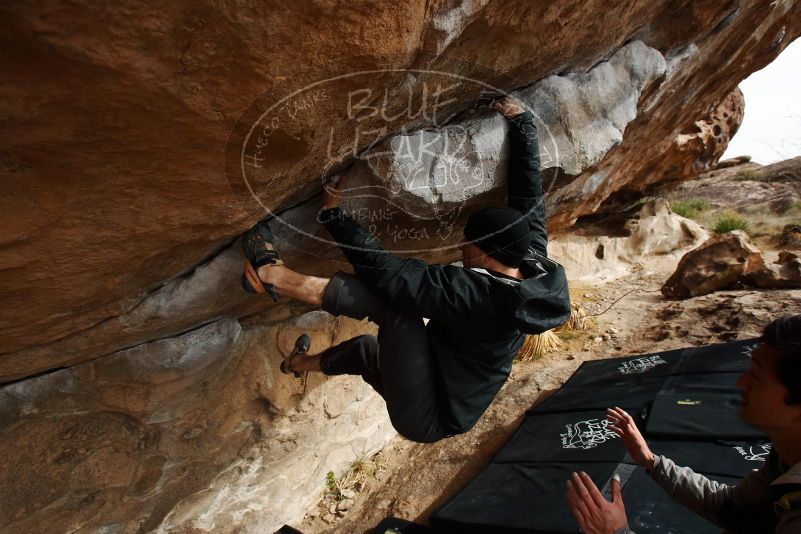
670, 197, 710, 219
326, 471, 338, 492
713, 214, 750, 235
734, 169, 760, 181
517, 330, 563, 361
322, 451, 386, 503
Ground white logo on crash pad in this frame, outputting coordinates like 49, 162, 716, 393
734, 443, 771, 462
618, 355, 667, 375
741, 343, 758, 359
561, 418, 619, 449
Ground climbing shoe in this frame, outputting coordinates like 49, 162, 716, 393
281, 333, 311, 379
241, 219, 283, 302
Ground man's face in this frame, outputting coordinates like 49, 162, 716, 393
459, 240, 487, 269
736, 344, 801, 432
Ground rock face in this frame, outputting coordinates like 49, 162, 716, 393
0, 311, 394, 533
672, 156, 801, 213
2, 1, 801, 531
4, 2, 801, 376
549, 198, 707, 282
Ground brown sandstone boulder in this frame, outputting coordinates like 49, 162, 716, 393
746, 251, 801, 289
780, 224, 801, 248
661, 231, 765, 298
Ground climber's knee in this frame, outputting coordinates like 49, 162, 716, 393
391, 415, 448, 444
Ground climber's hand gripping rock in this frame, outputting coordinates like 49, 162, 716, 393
494, 96, 525, 119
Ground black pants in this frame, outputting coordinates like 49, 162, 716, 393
319, 273, 448, 443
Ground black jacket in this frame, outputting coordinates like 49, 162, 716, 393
321, 111, 571, 434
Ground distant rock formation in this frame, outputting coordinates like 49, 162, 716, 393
662, 231, 801, 298
661, 231, 766, 298
671, 155, 801, 212
714, 155, 752, 169
550, 198, 707, 282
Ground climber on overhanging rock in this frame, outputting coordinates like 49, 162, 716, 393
240, 97, 571, 443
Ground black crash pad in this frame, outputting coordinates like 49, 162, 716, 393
564, 339, 756, 388
430, 462, 617, 533
529, 376, 665, 415
495, 410, 642, 464
623, 467, 741, 534
645, 393, 764, 441
428, 339, 766, 534
371, 517, 433, 533
645, 372, 765, 441
646, 439, 771, 478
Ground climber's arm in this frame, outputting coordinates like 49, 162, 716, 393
319, 207, 498, 326
502, 103, 548, 256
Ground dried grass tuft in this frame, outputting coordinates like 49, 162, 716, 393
516, 304, 593, 362
517, 330, 563, 361
336, 452, 386, 494
562, 303, 589, 331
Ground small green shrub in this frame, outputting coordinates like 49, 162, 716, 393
326, 471, 337, 492
713, 214, 750, 235
670, 198, 710, 219
733, 169, 760, 181
557, 329, 579, 342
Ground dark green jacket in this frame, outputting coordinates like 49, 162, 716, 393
321, 111, 571, 434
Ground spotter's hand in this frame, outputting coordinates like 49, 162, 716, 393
606, 407, 655, 470
494, 96, 525, 119
565, 471, 628, 534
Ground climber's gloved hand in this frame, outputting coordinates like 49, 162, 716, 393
321, 174, 347, 211
494, 96, 525, 119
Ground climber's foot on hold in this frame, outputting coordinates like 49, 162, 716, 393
241, 219, 283, 302
281, 333, 312, 378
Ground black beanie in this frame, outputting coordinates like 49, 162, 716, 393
464, 207, 531, 267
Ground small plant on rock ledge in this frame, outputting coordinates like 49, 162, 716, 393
316, 451, 387, 524
326, 471, 338, 494
733, 169, 761, 182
